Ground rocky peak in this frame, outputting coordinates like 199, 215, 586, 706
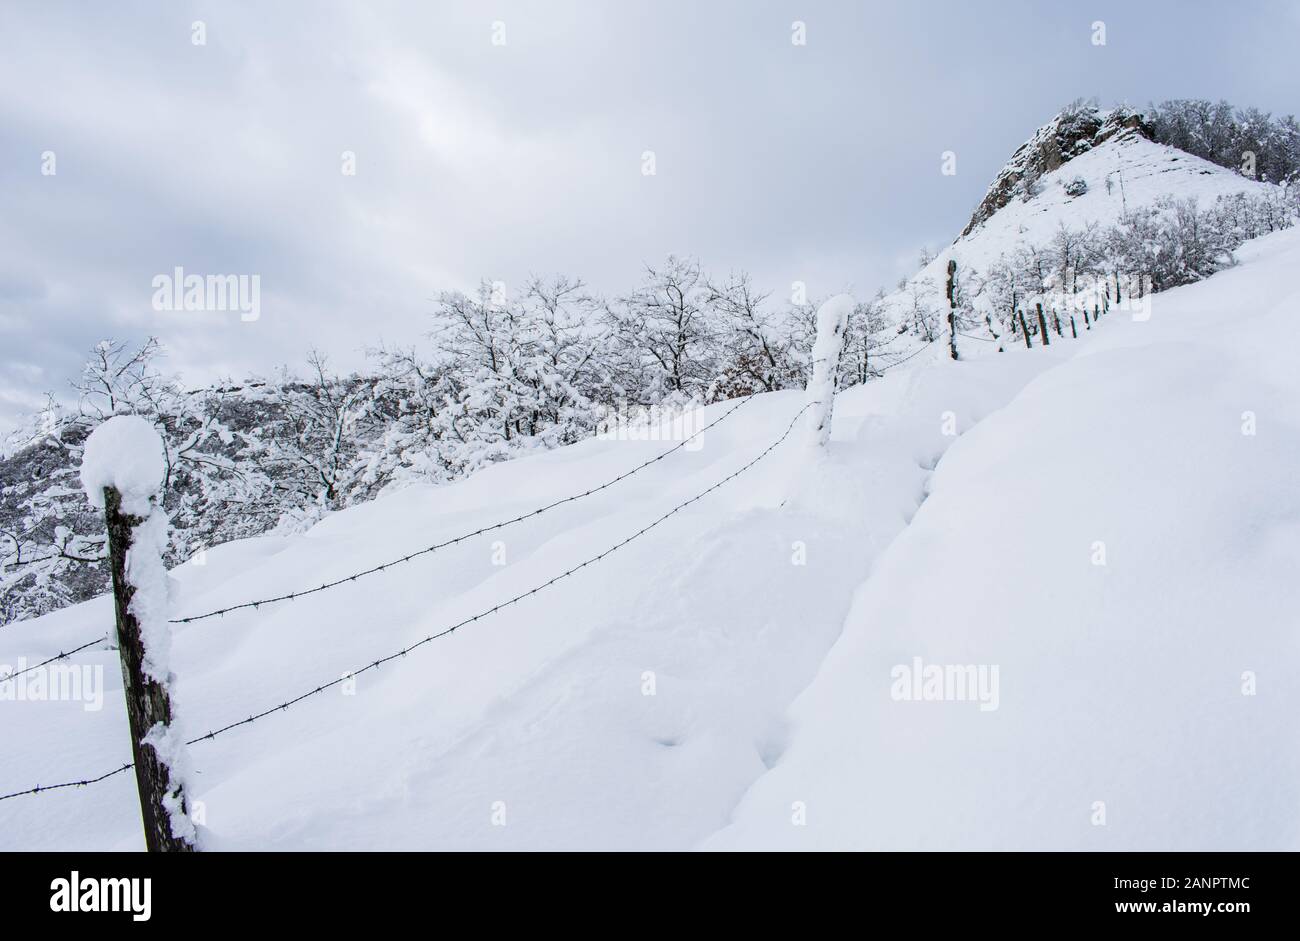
961, 104, 1153, 236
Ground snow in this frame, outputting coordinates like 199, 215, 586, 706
79, 415, 167, 516
125, 508, 174, 685
1, 355, 1054, 849
3, 147, 1297, 851
141, 721, 200, 847
704, 227, 1300, 851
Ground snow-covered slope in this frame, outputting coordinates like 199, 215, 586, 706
1, 340, 1060, 850
4, 227, 1298, 850
705, 227, 1300, 851
3, 106, 1297, 850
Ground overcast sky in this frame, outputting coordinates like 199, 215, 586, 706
2, 0, 1297, 434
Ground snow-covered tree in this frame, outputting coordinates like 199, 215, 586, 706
263, 352, 375, 528
903, 276, 943, 342
707, 271, 803, 397
842, 291, 893, 384
603, 256, 721, 405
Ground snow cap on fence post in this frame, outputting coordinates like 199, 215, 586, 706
80, 414, 168, 515
806, 294, 854, 449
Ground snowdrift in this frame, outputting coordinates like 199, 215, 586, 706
707, 227, 1300, 851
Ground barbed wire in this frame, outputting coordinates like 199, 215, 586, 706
0, 401, 817, 804
168, 393, 757, 624
0, 762, 134, 800
877, 341, 937, 371
0, 635, 110, 683
812, 335, 937, 378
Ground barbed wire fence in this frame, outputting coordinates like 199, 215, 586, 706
0, 393, 759, 684
1, 341, 942, 691
0, 400, 816, 804
170, 393, 757, 624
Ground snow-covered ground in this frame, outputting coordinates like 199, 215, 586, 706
3, 224, 1297, 850
708, 226, 1300, 851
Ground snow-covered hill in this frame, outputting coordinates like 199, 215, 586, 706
970, 131, 1264, 259
953, 130, 1268, 270
4, 224, 1298, 850
2, 107, 1297, 851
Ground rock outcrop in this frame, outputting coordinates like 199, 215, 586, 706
961, 105, 1153, 236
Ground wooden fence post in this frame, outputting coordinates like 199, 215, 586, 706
103, 485, 196, 852
1036, 303, 1050, 346
1018, 310, 1032, 348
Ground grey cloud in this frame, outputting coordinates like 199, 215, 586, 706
1, 0, 1297, 433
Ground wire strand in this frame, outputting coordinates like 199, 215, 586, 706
0, 635, 110, 683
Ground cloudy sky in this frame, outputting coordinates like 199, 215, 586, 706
2, 0, 1297, 434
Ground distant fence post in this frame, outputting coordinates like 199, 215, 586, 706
945, 259, 960, 361
806, 294, 854, 450
1036, 303, 1050, 346
1018, 310, 1032, 348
